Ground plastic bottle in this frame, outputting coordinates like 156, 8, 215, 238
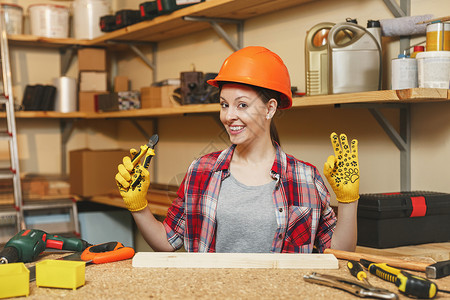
411, 45, 425, 58
367, 20, 382, 49
328, 22, 382, 93
305, 22, 335, 96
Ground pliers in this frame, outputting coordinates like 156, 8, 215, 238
304, 272, 398, 299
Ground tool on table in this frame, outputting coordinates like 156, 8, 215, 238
130, 134, 159, 189
0, 229, 90, 264
426, 260, 450, 279
360, 259, 448, 299
303, 272, 398, 299
28, 241, 135, 281
324, 248, 430, 272
348, 260, 371, 286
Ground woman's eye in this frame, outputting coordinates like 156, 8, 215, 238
220, 102, 228, 108
238, 103, 248, 108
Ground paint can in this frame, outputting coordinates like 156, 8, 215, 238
391, 54, 417, 90
52, 77, 77, 112
426, 22, 450, 51
416, 51, 450, 89
0, 3, 23, 35
28, 4, 70, 38
72, 0, 111, 39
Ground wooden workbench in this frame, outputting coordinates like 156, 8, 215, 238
23, 254, 450, 299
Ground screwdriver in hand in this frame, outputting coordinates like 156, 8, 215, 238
360, 259, 438, 299
347, 260, 371, 286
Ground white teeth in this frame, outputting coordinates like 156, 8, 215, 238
230, 126, 244, 131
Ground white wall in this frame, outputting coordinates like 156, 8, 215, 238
5, 0, 450, 205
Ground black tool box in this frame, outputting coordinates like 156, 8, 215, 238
100, 15, 117, 32
115, 9, 142, 29
140, 1, 159, 20
156, 0, 205, 14
357, 191, 450, 248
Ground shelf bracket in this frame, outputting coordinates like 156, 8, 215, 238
60, 46, 78, 76
183, 16, 244, 51
107, 41, 157, 82
338, 103, 411, 192
383, 0, 411, 55
60, 119, 76, 176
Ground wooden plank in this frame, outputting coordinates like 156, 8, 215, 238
8, 34, 89, 47
132, 252, 339, 269
1, 89, 448, 120
85, 103, 220, 119
292, 88, 450, 108
88, 0, 317, 44
88, 188, 175, 216
0, 111, 87, 119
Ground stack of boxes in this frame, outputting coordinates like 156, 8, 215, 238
77, 48, 108, 112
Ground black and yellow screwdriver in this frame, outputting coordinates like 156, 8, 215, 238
360, 259, 440, 299
347, 260, 371, 286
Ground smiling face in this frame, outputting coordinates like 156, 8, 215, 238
219, 83, 276, 147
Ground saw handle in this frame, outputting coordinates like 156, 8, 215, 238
81, 241, 135, 264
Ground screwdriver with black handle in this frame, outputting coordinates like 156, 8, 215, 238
360, 259, 438, 299
347, 260, 371, 286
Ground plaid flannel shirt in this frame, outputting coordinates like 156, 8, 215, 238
163, 144, 336, 253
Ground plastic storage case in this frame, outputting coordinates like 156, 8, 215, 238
140, 1, 158, 20
36, 260, 86, 290
0, 263, 29, 299
156, 0, 205, 14
115, 9, 141, 29
357, 191, 450, 248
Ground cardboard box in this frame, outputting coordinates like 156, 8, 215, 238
78, 91, 108, 112
78, 48, 106, 71
79, 71, 108, 92
69, 149, 129, 197
114, 76, 129, 92
140, 85, 178, 108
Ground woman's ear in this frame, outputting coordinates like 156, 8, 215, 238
266, 98, 278, 119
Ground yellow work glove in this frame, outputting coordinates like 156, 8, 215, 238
323, 132, 360, 203
115, 145, 155, 212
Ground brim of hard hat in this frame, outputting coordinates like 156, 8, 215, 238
207, 79, 292, 110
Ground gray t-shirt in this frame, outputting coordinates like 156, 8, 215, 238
215, 174, 278, 253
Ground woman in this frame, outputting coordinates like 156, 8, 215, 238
115, 46, 359, 253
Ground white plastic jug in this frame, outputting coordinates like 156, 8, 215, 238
305, 22, 335, 96
328, 22, 381, 94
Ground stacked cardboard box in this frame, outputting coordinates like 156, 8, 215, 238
140, 85, 179, 108
78, 48, 108, 112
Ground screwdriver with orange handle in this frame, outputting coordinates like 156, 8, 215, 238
360, 259, 440, 299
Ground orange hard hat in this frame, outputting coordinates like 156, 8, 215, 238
207, 46, 292, 109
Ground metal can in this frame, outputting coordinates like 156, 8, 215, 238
391, 54, 418, 90
426, 22, 450, 51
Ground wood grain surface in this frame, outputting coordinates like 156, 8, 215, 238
132, 252, 338, 269
21, 254, 450, 299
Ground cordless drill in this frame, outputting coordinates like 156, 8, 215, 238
0, 229, 91, 264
